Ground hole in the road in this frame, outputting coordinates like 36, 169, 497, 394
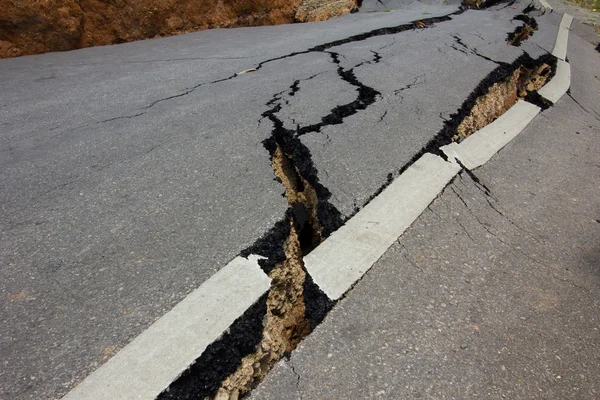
507, 15, 538, 46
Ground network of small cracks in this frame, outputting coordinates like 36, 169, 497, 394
449, 34, 506, 65
92, 13, 462, 126
94, 0, 524, 125
567, 89, 600, 123
294, 50, 382, 136
247, 16, 462, 273
253, 25, 539, 260
394, 74, 426, 102
449, 174, 548, 266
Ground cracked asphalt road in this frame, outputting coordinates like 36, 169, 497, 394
250, 20, 600, 399
0, 1, 583, 399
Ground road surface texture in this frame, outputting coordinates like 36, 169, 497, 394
251, 18, 600, 400
0, 0, 593, 399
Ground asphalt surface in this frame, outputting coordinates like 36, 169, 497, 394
0, 1, 579, 399
251, 22, 600, 399
296, 9, 558, 216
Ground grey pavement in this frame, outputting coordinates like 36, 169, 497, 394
0, 2, 463, 399
547, 0, 600, 33
251, 25, 600, 400
299, 8, 559, 216
0, 1, 577, 399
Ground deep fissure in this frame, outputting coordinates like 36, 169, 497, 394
207, 74, 342, 398
158, 8, 555, 400
507, 15, 538, 46
344, 52, 557, 218
215, 222, 311, 399
430, 52, 556, 147
453, 57, 551, 140
157, 295, 269, 400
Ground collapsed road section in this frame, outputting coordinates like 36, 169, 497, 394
507, 14, 539, 46
440, 52, 554, 142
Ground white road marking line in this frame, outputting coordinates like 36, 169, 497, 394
537, 0, 553, 11
538, 59, 571, 103
304, 153, 461, 300
61, 255, 270, 400
440, 100, 541, 170
552, 13, 573, 61
539, 13, 572, 103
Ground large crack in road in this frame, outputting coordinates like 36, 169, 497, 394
157, 3, 560, 399
295, 51, 382, 136
129, 13, 461, 118
507, 14, 539, 46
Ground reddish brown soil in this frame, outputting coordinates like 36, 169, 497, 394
0, 0, 356, 58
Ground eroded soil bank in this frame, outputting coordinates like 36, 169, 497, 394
0, 0, 357, 58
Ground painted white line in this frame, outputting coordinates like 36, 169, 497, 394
304, 153, 461, 300
537, 0, 553, 11
440, 100, 541, 170
552, 13, 573, 61
61, 255, 270, 400
538, 59, 571, 103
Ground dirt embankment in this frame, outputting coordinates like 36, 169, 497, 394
0, 0, 357, 58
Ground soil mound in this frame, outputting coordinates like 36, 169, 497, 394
0, 0, 357, 58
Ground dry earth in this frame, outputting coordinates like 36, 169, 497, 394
0, 0, 357, 58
